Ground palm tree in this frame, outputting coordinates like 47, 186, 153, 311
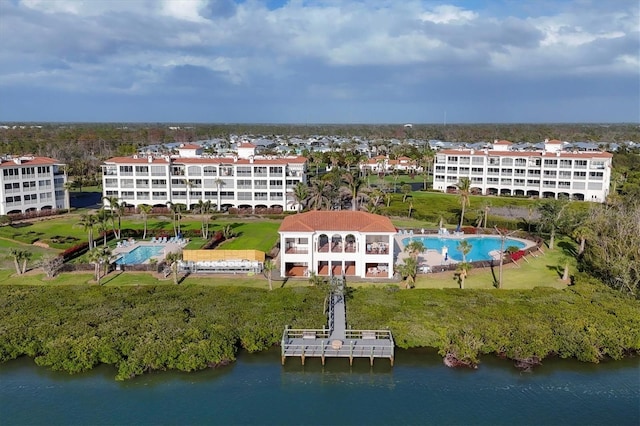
76, 213, 97, 249
397, 256, 418, 288
103, 196, 123, 239
214, 178, 225, 212
456, 177, 471, 231
221, 224, 236, 240
291, 182, 309, 213
422, 151, 434, 191
195, 200, 212, 239
263, 259, 276, 291
401, 184, 411, 202
494, 226, 516, 289
571, 224, 591, 255
457, 240, 472, 263
404, 239, 425, 259
480, 201, 491, 229
165, 251, 182, 285
183, 179, 195, 210
456, 262, 471, 289
9, 248, 25, 275
138, 204, 152, 240
536, 199, 569, 250
308, 178, 332, 210
342, 171, 364, 211
96, 208, 111, 246
87, 246, 113, 285
167, 202, 186, 238
63, 180, 76, 213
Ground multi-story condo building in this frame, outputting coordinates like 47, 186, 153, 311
0, 156, 68, 215
101, 143, 307, 211
433, 139, 613, 202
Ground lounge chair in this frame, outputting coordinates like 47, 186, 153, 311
161, 236, 167, 244
150, 237, 157, 243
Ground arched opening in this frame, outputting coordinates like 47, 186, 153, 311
558, 192, 570, 200
331, 234, 343, 252
470, 187, 482, 195
8, 210, 21, 215
345, 234, 356, 252
41, 205, 53, 210
514, 189, 525, 197
526, 190, 539, 198
317, 234, 329, 252
572, 193, 585, 201
542, 191, 555, 199
25, 207, 37, 213
446, 185, 458, 194
486, 187, 498, 196
500, 188, 512, 196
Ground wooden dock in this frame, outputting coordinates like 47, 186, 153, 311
281, 277, 394, 366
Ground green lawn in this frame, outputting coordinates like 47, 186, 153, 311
0, 238, 61, 272
217, 221, 280, 252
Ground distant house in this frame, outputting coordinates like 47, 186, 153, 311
278, 211, 396, 279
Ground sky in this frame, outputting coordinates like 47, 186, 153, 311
0, 0, 638, 124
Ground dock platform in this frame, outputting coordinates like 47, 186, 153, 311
281, 277, 394, 366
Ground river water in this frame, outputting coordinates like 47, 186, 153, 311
1, 348, 638, 425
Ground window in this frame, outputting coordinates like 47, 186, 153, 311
447, 167, 458, 173
237, 192, 252, 200
120, 179, 134, 188
152, 179, 167, 186
589, 172, 603, 180
591, 160, 606, 169
203, 166, 217, 176
3, 169, 18, 177
135, 166, 149, 174
21, 167, 35, 176
136, 179, 149, 187
105, 190, 118, 197
559, 160, 572, 168
255, 192, 268, 200
4, 182, 19, 191
447, 156, 458, 163
254, 167, 267, 176
501, 158, 513, 166
119, 166, 133, 174
270, 192, 283, 199
23, 181, 36, 190
237, 166, 252, 176
237, 180, 252, 189
171, 166, 185, 176
5, 195, 21, 203
38, 180, 51, 188
40, 192, 52, 200
255, 180, 267, 189
269, 166, 283, 174
544, 159, 558, 167
105, 178, 118, 187
37, 166, 50, 174
121, 191, 134, 198
151, 166, 166, 176
187, 166, 201, 176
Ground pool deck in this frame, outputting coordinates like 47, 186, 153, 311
112, 240, 183, 264
394, 232, 536, 272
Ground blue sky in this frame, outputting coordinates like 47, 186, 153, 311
0, 0, 638, 124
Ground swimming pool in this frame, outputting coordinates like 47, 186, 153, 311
116, 245, 164, 265
401, 236, 526, 262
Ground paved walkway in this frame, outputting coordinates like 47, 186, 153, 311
328, 290, 346, 341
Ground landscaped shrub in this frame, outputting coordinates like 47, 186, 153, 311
61, 242, 90, 261
202, 231, 224, 249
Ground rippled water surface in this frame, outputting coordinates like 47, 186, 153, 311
1, 349, 638, 425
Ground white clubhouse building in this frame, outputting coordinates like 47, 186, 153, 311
278, 211, 397, 279
101, 143, 307, 211
0, 156, 68, 215
433, 139, 613, 202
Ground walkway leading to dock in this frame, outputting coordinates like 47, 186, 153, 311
281, 276, 394, 366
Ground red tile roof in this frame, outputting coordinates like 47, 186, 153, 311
279, 211, 397, 233
438, 149, 612, 159
180, 144, 201, 149
0, 156, 60, 167
104, 156, 307, 165
493, 140, 513, 145
239, 142, 256, 148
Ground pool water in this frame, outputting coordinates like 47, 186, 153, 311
402, 236, 526, 262
116, 245, 164, 265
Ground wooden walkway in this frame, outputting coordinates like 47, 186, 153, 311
281, 277, 394, 366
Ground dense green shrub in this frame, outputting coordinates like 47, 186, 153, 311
0, 285, 325, 380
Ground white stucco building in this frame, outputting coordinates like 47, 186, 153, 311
433, 139, 613, 202
101, 143, 307, 211
278, 211, 397, 279
0, 156, 68, 215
